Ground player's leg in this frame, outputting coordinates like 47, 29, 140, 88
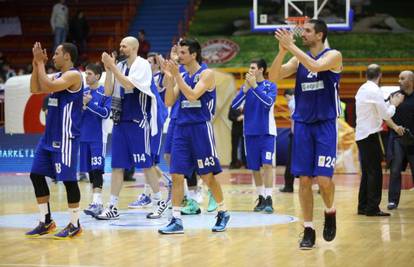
260, 135, 276, 213
292, 121, 316, 249
245, 135, 265, 211
314, 119, 337, 242
96, 123, 131, 220
193, 122, 230, 232
159, 124, 190, 234
53, 141, 82, 239
26, 145, 56, 237
84, 142, 105, 217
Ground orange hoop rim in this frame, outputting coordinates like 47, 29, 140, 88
285, 16, 309, 26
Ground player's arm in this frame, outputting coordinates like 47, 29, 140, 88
101, 52, 135, 91
269, 38, 299, 82
174, 68, 214, 102
36, 63, 81, 93
231, 87, 247, 109
162, 61, 179, 107
251, 83, 276, 108
30, 61, 42, 94
104, 68, 114, 96
275, 29, 342, 73
86, 96, 110, 119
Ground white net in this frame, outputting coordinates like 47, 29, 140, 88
286, 17, 307, 37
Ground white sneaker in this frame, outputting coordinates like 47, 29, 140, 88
95, 205, 120, 220
146, 200, 170, 219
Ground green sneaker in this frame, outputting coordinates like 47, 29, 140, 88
181, 198, 201, 215
207, 190, 218, 212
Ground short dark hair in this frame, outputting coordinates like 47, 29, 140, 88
139, 29, 145, 35
308, 19, 328, 43
284, 89, 294, 96
179, 38, 202, 64
60, 42, 78, 64
251, 58, 267, 74
366, 64, 381, 80
86, 63, 103, 77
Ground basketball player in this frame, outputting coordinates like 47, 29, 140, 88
127, 52, 172, 216
96, 36, 166, 220
80, 63, 111, 217
231, 58, 277, 214
26, 42, 83, 239
159, 38, 230, 234
269, 19, 342, 249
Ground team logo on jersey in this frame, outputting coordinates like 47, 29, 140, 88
201, 39, 240, 64
194, 74, 201, 83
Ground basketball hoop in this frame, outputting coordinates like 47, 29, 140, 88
286, 16, 309, 37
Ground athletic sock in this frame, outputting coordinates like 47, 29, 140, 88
39, 202, 51, 223
69, 207, 80, 227
109, 195, 119, 207
93, 193, 102, 204
172, 206, 181, 219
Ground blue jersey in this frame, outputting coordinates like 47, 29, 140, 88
153, 71, 166, 102
120, 67, 152, 122
80, 85, 111, 143
293, 48, 341, 123
150, 78, 168, 127
176, 64, 215, 125
231, 80, 277, 136
41, 69, 83, 151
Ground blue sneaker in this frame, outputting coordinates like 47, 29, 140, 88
128, 193, 152, 208
54, 222, 82, 239
25, 220, 56, 237
158, 217, 184, 234
83, 203, 104, 217
212, 211, 230, 232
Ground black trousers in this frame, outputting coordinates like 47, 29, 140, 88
283, 132, 294, 188
388, 139, 414, 206
230, 131, 246, 165
356, 132, 383, 214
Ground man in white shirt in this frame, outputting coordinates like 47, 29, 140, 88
50, 0, 69, 52
355, 64, 404, 216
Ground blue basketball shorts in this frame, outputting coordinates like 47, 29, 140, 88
245, 134, 276, 171
164, 119, 176, 154
111, 121, 152, 169
170, 121, 222, 177
291, 119, 337, 177
31, 140, 79, 181
79, 141, 105, 172
150, 127, 164, 165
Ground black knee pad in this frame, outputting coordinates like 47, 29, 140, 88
185, 171, 198, 187
88, 169, 103, 189
30, 173, 50, 198
63, 181, 81, 204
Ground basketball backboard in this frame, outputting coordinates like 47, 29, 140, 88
251, 0, 352, 32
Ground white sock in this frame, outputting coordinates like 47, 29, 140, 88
188, 189, 197, 201
38, 203, 49, 223
92, 193, 102, 204
69, 207, 80, 226
325, 206, 336, 213
152, 191, 162, 201
143, 184, 150, 195
184, 180, 189, 198
109, 195, 119, 207
265, 187, 273, 197
256, 185, 264, 197
217, 202, 227, 212
304, 221, 314, 229
172, 206, 181, 218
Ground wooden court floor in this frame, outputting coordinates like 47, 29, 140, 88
0, 168, 413, 267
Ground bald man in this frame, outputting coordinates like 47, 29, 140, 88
355, 64, 404, 217
96, 36, 169, 220
385, 70, 414, 210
